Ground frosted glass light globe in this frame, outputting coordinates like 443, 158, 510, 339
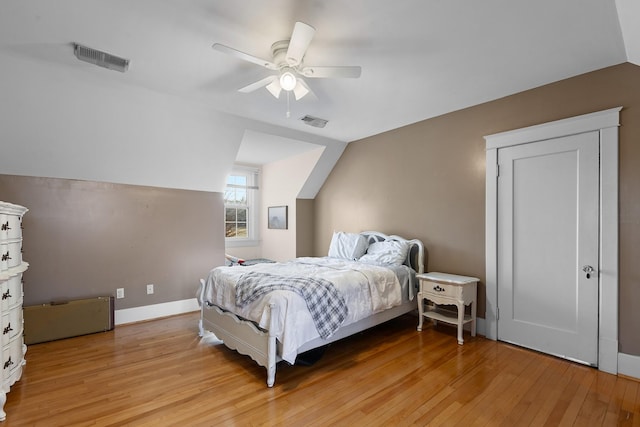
279, 71, 297, 91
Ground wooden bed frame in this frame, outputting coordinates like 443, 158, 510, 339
198, 231, 425, 387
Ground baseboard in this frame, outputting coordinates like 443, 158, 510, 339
115, 298, 200, 325
618, 352, 640, 381
476, 317, 486, 337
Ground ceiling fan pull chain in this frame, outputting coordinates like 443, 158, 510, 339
286, 91, 291, 118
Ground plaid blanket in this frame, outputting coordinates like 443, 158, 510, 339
235, 271, 348, 339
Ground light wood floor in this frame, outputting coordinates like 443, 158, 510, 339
4, 312, 639, 426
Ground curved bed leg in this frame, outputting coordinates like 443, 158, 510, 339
266, 302, 278, 387
197, 278, 206, 337
266, 333, 276, 387
267, 364, 276, 387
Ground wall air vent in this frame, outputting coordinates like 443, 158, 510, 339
74, 43, 130, 73
300, 115, 328, 128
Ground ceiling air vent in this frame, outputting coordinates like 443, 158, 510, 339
300, 115, 328, 128
74, 43, 130, 72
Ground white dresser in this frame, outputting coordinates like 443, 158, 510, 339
0, 202, 27, 421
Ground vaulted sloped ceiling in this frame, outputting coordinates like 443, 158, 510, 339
616, 0, 640, 65
0, 0, 636, 168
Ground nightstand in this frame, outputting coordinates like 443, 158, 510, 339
416, 272, 478, 345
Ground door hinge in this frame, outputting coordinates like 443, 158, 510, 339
496, 164, 500, 177
496, 307, 500, 320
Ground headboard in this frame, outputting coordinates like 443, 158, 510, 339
360, 231, 425, 274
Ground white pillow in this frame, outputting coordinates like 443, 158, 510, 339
358, 240, 409, 266
328, 232, 368, 260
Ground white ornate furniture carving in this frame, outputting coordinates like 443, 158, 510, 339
0, 201, 28, 421
417, 272, 478, 345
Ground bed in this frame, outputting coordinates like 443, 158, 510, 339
198, 231, 425, 387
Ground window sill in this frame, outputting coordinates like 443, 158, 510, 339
225, 239, 260, 248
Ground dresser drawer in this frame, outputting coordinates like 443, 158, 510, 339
6, 240, 22, 269
0, 214, 6, 241
1, 308, 23, 346
1, 214, 22, 242
2, 335, 24, 378
1, 272, 23, 312
0, 242, 6, 272
1, 241, 23, 271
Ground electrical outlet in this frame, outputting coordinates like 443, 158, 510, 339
116, 288, 124, 299
146, 284, 154, 295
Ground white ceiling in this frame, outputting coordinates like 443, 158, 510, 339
237, 130, 323, 165
1, 0, 636, 165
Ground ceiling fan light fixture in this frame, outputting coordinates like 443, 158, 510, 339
293, 80, 310, 100
265, 80, 282, 98
279, 69, 297, 91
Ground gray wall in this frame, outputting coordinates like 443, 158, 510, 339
314, 62, 640, 356
0, 175, 224, 309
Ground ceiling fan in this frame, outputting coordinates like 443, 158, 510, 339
212, 22, 361, 102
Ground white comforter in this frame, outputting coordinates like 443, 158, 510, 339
204, 257, 403, 363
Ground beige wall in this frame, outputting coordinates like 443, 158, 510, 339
0, 175, 225, 310
314, 62, 640, 356
296, 198, 315, 258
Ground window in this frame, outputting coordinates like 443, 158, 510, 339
224, 167, 259, 245
225, 175, 248, 238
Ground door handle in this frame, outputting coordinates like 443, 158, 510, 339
582, 265, 595, 279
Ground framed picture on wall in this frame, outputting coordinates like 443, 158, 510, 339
268, 205, 288, 229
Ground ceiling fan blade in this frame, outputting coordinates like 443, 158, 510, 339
238, 75, 277, 93
212, 43, 278, 70
286, 22, 315, 66
300, 65, 362, 78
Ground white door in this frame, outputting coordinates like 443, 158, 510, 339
497, 131, 599, 365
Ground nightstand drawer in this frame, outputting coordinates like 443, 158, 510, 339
421, 280, 461, 299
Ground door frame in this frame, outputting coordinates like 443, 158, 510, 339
484, 107, 621, 374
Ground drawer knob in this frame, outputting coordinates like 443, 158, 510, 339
0, 221, 8, 231
3, 323, 12, 335
3, 356, 13, 369
433, 285, 446, 292
1, 290, 11, 300
1, 252, 10, 261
